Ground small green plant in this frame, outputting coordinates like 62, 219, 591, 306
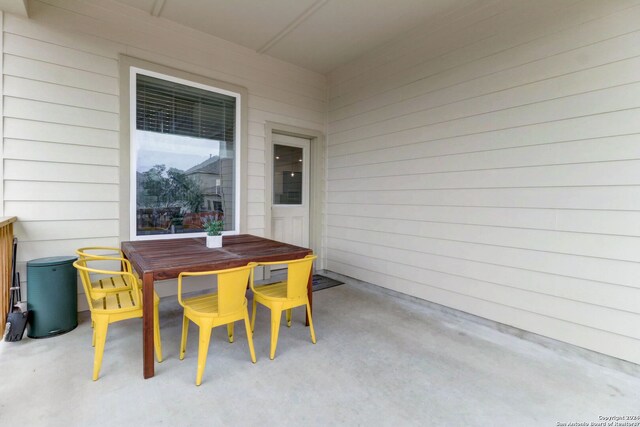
202, 217, 224, 236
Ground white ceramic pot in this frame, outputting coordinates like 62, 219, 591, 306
206, 235, 222, 248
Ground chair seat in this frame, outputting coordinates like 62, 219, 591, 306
91, 275, 131, 294
183, 293, 249, 316
92, 290, 160, 312
253, 281, 287, 299
183, 293, 221, 315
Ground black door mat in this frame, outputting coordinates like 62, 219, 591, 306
312, 274, 344, 292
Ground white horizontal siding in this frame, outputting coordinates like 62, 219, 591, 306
327, 203, 640, 237
328, 186, 640, 211
4, 139, 119, 166
2, 1, 325, 305
3, 32, 118, 76
6, 201, 119, 221
329, 161, 640, 191
329, 83, 640, 147
329, 135, 640, 171
4, 181, 119, 201
4, 96, 119, 130
5, 160, 118, 183
4, 118, 119, 148
327, 0, 640, 364
328, 109, 640, 162
327, 224, 640, 288
328, 239, 640, 314
328, 258, 640, 365
327, 217, 640, 266
4, 55, 119, 94
330, 248, 640, 339
4, 75, 118, 112
14, 220, 119, 242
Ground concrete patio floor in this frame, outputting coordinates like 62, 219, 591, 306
1, 277, 638, 426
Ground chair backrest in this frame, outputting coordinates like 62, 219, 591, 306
178, 264, 255, 316
73, 257, 141, 311
217, 264, 254, 316
284, 255, 316, 299
254, 255, 316, 299
76, 246, 124, 259
76, 246, 130, 273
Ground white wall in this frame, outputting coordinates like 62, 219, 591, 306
1, 0, 325, 305
327, 0, 640, 364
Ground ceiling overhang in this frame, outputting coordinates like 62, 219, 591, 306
0, 0, 29, 17
111, 0, 480, 74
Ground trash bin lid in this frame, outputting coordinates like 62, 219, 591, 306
27, 256, 78, 267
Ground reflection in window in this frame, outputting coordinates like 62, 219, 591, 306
133, 73, 238, 237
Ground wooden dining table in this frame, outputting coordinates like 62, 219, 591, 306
121, 234, 313, 379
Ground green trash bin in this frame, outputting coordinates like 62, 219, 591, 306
27, 256, 78, 338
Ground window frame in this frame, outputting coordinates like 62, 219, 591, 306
119, 55, 248, 242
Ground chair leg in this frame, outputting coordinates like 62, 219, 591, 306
250, 298, 257, 332
269, 305, 283, 360
227, 323, 234, 343
243, 311, 257, 364
154, 303, 163, 363
180, 315, 189, 360
195, 320, 213, 386
286, 309, 292, 327
92, 317, 109, 381
91, 317, 96, 347
305, 301, 316, 344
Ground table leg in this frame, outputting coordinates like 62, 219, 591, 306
142, 271, 155, 379
306, 271, 312, 327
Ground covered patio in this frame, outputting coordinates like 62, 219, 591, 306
3, 277, 639, 425
0, 0, 639, 425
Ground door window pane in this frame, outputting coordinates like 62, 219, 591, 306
273, 144, 303, 205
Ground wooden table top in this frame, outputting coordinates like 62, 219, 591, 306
121, 234, 312, 281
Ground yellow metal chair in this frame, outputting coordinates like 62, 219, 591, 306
75, 246, 134, 298
250, 255, 317, 360
178, 264, 257, 386
76, 246, 126, 260
74, 257, 163, 381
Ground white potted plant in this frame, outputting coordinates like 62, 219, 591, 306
202, 217, 224, 248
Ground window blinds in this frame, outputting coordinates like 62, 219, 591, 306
136, 74, 236, 144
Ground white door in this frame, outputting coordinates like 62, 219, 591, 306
271, 134, 310, 247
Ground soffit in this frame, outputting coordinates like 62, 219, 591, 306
112, 0, 478, 74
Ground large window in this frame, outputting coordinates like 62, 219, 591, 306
130, 68, 241, 239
